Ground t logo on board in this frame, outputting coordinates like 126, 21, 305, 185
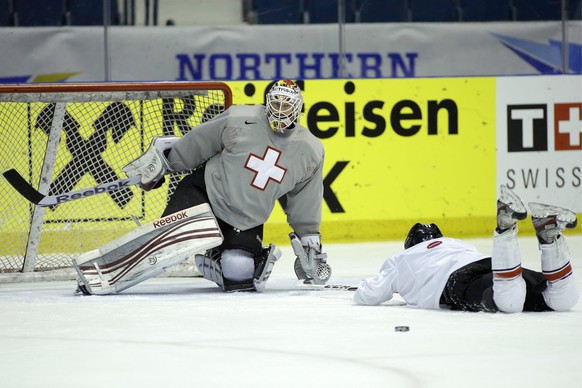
507, 104, 547, 152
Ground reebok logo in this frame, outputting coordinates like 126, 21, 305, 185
153, 211, 188, 228
507, 103, 582, 152
55, 179, 134, 204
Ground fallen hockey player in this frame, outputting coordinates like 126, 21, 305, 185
354, 185, 579, 313
74, 80, 331, 295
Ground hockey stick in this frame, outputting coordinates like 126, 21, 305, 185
2, 168, 141, 207
296, 282, 358, 291
319, 284, 357, 291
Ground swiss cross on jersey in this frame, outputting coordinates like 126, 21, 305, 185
244, 146, 287, 190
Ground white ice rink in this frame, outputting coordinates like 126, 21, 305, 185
1, 234, 581, 388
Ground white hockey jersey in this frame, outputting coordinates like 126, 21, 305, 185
354, 237, 489, 309
167, 105, 325, 236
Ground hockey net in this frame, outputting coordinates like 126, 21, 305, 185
0, 82, 232, 282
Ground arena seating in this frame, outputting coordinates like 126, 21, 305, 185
253, 0, 576, 24
354, 0, 409, 23
254, 0, 304, 24
305, 0, 342, 23
513, 0, 562, 20
13, 0, 65, 26
2, 0, 579, 26
0, 0, 14, 26
459, 0, 514, 21
7, 0, 120, 26
409, 0, 460, 22
66, 0, 120, 25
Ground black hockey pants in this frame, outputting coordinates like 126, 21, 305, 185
161, 165, 264, 257
440, 258, 551, 312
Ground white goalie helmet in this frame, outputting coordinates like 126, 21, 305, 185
265, 80, 303, 133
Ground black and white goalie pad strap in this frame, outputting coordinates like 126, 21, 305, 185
253, 244, 282, 292
194, 249, 225, 289
73, 203, 223, 295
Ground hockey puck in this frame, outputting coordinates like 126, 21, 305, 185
395, 326, 409, 332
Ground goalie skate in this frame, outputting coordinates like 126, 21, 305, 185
73, 203, 223, 295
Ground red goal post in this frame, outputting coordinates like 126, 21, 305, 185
0, 81, 232, 280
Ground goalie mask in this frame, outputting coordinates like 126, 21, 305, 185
404, 223, 443, 249
266, 80, 303, 133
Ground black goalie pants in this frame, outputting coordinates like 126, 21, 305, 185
439, 258, 551, 312
162, 166, 264, 257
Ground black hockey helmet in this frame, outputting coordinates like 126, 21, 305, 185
404, 223, 443, 249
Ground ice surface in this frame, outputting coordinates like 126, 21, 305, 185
1, 235, 581, 388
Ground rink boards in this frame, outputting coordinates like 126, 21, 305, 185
225, 76, 581, 242
0, 76, 580, 253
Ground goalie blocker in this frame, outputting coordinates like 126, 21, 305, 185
290, 233, 331, 285
73, 203, 223, 295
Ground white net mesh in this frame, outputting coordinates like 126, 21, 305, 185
0, 82, 231, 277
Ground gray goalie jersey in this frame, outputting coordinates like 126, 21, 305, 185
167, 104, 325, 236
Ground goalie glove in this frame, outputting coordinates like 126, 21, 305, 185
289, 232, 332, 285
123, 136, 179, 191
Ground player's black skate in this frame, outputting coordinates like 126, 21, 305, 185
529, 202, 577, 245
496, 185, 528, 233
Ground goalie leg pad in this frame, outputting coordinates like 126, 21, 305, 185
73, 203, 223, 295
